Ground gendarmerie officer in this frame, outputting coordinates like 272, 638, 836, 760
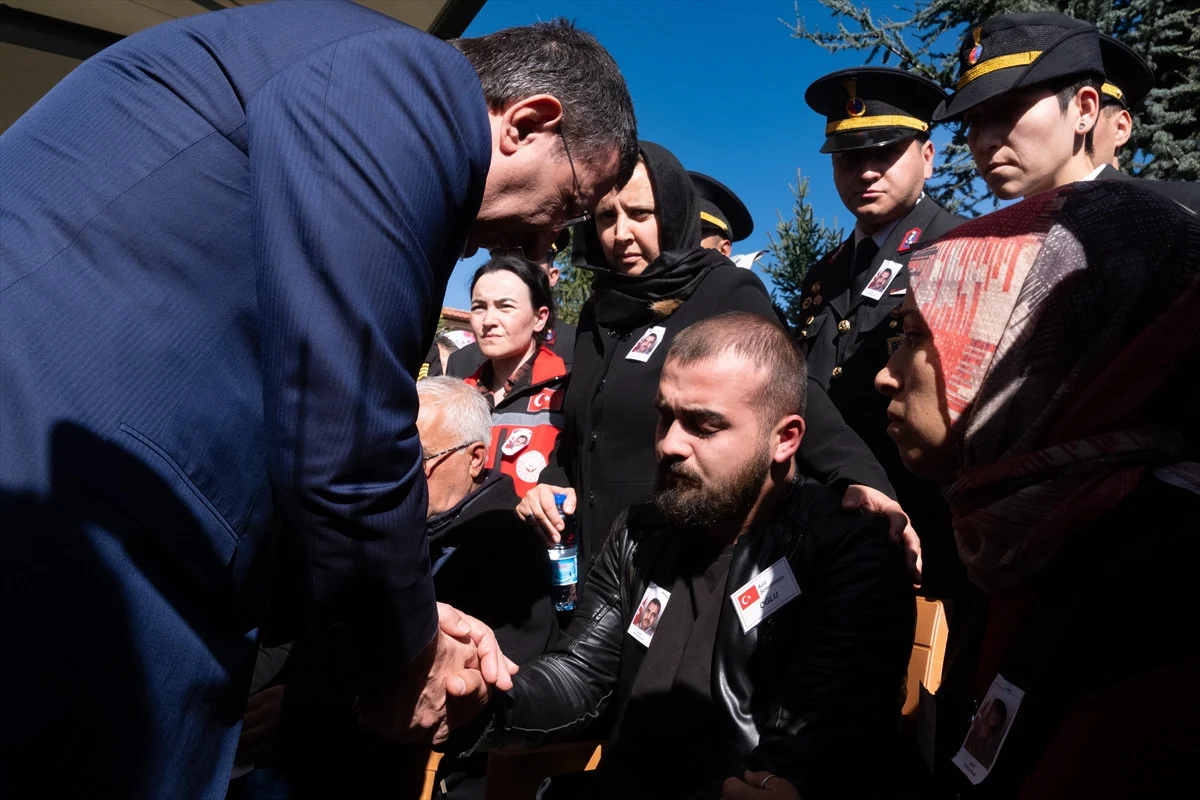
801, 67, 966, 595
1095, 34, 1199, 211
689, 170, 754, 257
933, 12, 1198, 213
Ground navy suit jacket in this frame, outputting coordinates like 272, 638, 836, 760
1, 1, 488, 791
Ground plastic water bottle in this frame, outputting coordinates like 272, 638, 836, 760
549, 493, 578, 611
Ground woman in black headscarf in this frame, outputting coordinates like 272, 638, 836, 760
510, 142, 772, 564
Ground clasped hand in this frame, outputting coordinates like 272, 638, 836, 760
355, 602, 517, 744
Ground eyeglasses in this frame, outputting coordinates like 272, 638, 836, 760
559, 127, 592, 228
422, 442, 472, 464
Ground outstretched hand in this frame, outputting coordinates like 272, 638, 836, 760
842, 484, 923, 586
355, 603, 517, 743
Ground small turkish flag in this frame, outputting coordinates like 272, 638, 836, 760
738, 585, 760, 610
528, 389, 557, 412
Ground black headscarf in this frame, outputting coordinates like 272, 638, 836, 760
573, 141, 732, 331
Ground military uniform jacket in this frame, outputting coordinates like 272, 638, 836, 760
798, 198, 966, 596
799, 197, 963, 400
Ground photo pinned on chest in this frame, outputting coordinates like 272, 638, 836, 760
501, 427, 533, 456
626, 326, 666, 362
951, 673, 1025, 785
861, 259, 903, 301
729, 557, 801, 633
627, 582, 671, 647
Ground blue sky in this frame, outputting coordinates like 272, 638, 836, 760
443, 0, 959, 310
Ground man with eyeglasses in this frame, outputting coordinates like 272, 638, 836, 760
236, 377, 555, 797
0, 3, 636, 794
421, 376, 558, 799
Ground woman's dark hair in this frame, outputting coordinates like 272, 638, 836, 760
470, 253, 556, 341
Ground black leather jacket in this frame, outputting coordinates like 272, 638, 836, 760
475, 476, 916, 799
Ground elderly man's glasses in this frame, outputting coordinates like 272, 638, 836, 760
560, 128, 592, 228
423, 442, 472, 464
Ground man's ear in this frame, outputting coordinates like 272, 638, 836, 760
921, 138, 936, 180
1076, 85, 1101, 135
719, 239, 732, 257
1113, 108, 1133, 148
773, 414, 806, 463
496, 94, 565, 155
545, 264, 561, 288
468, 441, 488, 479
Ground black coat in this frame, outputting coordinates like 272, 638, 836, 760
799, 197, 966, 596
476, 476, 915, 799
428, 473, 558, 666
1096, 163, 1200, 213
927, 475, 1200, 798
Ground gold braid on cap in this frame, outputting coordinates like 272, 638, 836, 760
700, 211, 730, 233
957, 51, 1043, 89
826, 115, 930, 135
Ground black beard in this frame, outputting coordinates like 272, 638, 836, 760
653, 445, 771, 529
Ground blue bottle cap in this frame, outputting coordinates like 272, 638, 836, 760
553, 493, 567, 506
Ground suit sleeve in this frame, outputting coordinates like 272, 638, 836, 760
797, 380, 896, 499
249, 30, 488, 688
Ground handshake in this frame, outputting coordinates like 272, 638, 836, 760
355, 603, 516, 744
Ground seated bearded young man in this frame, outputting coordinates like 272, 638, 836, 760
458, 311, 916, 800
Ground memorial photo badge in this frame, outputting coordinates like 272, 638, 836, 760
952, 674, 1025, 785
626, 326, 666, 362
861, 259, 902, 301
501, 427, 533, 456
628, 583, 671, 647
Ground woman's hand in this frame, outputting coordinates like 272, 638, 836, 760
721, 770, 801, 799
842, 484, 923, 587
516, 485, 575, 545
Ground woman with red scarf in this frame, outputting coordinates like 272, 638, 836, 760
876, 179, 1200, 798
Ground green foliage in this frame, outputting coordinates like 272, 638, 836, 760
787, 0, 1200, 215
552, 231, 593, 325
761, 170, 845, 329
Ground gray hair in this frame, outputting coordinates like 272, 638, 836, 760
417, 377, 493, 448
451, 19, 638, 185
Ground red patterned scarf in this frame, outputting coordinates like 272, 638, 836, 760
907, 181, 1200, 591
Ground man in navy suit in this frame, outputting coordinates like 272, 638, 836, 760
0, 1, 636, 796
